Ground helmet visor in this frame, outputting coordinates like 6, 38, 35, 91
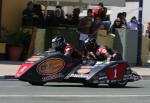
52, 38, 60, 49
85, 43, 95, 51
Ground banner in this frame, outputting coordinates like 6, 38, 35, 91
34, 0, 125, 6
34, 0, 81, 6
58, 0, 80, 2
35, 0, 80, 2
82, 0, 126, 7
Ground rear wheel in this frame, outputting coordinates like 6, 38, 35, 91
108, 80, 128, 88
29, 82, 46, 86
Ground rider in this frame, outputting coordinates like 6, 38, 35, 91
83, 37, 122, 61
51, 35, 81, 59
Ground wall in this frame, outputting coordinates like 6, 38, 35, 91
1, 0, 29, 32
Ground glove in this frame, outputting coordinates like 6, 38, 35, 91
107, 55, 113, 62
88, 52, 97, 59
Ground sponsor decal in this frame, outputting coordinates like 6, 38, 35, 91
77, 67, 91, 74
16, 63, 33, 77
37, 58, 65, 75
27, 56, 44, 62
70, 74, 89, 78
42, 73, 64, 81
99, 76, 107, 80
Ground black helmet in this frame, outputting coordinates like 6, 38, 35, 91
52, 36, 66, 49
84, 37, 97, 51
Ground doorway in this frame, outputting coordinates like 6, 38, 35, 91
0, 0, 2, 26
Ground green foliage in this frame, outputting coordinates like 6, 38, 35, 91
7, 28, 31, 47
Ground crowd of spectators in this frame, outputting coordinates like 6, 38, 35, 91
22, 1, 139, 33
22, 2, 142, 48
22, 1, 81, 28
22, 1, 44, 28
22, 1, 144, 51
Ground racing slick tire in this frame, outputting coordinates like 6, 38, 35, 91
108, 80, 128, 88
29, 82, 46, 86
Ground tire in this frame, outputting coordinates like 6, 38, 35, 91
108, 80, 128, 88
29, 82, 46, 86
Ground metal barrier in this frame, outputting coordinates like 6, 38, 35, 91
114, 29, 149, 65
114, 29, 138, 64
25, 27, 149, 65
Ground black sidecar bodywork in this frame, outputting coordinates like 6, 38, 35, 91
16, 49, 141, 87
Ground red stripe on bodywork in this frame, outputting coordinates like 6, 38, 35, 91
16, 63, 33, 77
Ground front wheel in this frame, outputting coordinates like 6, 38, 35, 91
29, 82, 46, 86
108, 80, 128, 88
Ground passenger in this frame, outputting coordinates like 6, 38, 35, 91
51, 36, 81, 59
83, 37, 122, 62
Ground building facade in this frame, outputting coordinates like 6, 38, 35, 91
110, 0, 150, 34
0, 0, 28, 32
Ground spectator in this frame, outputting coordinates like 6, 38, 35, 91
100, 7, 110, 21
92, 2, 104, 17
127, 16, 138, 30
78, 16, 93, 35
117, 12, 123, 19
97, 2, 104, 17
87, 9, 93, 19
33, 4, 45, 28
22, 1, 35, 26
117, 12, 127, 28
98, 2, 104, 8
146, 22, 150, 38
65, 14, 73, 25
122, 12, 127, 27
99, 7, 111, 31
71, 8, 80, 26
110, 18, 122, 34
48, 8, 65, 27
92, 6, 100, 17
77, 16, 93, 53
56, 5, 64, 18
86, 9, 94, 24
90, 16, 105, 36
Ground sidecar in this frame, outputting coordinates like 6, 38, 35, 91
16, 49, 141, 87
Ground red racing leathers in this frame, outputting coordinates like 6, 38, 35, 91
56, 43, 81, 59
85, 45, 122, 62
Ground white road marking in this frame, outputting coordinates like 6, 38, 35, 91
0, 86, 23, 88
0, 95, 150, 98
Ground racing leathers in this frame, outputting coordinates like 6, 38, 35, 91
85, 45, 122, 62
55, 43, 81, 59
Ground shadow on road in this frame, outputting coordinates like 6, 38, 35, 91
42, 84, 143, 89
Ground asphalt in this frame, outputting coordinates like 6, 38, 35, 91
0, 61, 150, 79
